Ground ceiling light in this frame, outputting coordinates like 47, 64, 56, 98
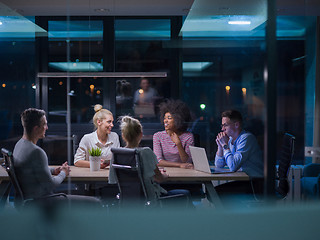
183, 62, 212, 71
228, 21, 251, 25
0, 21, 2, 25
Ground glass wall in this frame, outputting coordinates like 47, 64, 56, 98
0, 16, 36, 151
115, 18, 172, 122
0, 0, 319, 199
48, 19, 104, 124
180, 2, 268, 161
181, 15, 310, 164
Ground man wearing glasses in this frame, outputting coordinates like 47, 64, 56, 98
215, 110, 264, 198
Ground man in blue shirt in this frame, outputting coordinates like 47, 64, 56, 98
214, 110, 264, 198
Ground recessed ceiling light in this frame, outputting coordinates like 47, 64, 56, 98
228, 21, 251, 25
0, 21, 2, 25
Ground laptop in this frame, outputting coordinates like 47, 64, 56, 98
189, 146, 232, 174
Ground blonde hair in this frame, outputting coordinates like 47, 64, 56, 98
92, 104, 113, 129
120, 116, 142, 145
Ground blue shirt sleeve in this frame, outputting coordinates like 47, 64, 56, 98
223, 134, 253, 172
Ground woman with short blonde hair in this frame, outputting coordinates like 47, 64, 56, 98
109, 115, 168, 200
74, 104, 120, 169
109, 115, 191, 203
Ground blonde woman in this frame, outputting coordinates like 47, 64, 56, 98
109, 116, 190, 202
74, 104, 120, 169
109, 116, 167, 200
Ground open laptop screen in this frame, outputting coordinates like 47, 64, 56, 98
190, 146, 232, 174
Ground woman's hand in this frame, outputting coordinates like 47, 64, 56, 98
100, 159, 109, 169
179, 163, 194, 169
168, 131, 181, 146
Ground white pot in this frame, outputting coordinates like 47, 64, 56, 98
89, 156, 101, 171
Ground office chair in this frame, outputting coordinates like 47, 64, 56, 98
72, 134, 79, 156
301, 163, 320, 199
1, 148, 67, 209
111, 148, 148, 206
111, 147, 187, 208
276, 133, 295, 198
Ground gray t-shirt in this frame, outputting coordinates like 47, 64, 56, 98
13, 138, 66, 199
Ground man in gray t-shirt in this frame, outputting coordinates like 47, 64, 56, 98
13, 108, 70, 199
13, 108, 100, 206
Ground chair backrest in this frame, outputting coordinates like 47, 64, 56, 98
111, 147, 148, 206
1, 148, 25, 206
303, 163, 320, 177
276, 133, 295, 198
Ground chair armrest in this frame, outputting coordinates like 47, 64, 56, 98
25, 193, 68, 203
158, 193, 186, 201
112, 164, 135, 170
157, 193, 190, 208
36, 193, 68, 200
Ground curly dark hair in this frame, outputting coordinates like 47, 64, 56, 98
159, 99, 191, 133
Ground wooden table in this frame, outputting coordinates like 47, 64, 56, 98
0, 165, 249, 208
0, 165, 249, 182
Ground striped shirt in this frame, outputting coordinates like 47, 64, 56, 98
153, 130, 194, 163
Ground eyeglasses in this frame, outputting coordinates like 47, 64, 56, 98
221, 122, 235, 128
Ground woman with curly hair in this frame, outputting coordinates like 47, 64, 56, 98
153, 99, 194, 168
74, 104, 120, 169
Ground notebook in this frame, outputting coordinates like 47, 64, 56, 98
189, 146, 232, 174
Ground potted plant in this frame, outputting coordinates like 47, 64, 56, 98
89, 147, 102, 157
88, 147, 102, 171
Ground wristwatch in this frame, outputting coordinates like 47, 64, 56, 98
223, 144, 229, 150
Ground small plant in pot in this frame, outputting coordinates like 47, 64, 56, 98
89, 147, 102, 157
88, 147, 102, 171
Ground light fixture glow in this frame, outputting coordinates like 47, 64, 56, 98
59, 81, 63, 86
49, 62, 103, 72
0, 21, 3, 26
90, 85, 95, 90
228, 21, 251, 25
68, 90, 75, 96
200, 104, 206, 110
225, 86, 231, 91
242, 88, 247, 93
183, 62, 212, 72
2, 83, 6, 88
96, 90, 101, 95
139, 89, 144, 94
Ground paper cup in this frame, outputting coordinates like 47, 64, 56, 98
89, 156, 100, 171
